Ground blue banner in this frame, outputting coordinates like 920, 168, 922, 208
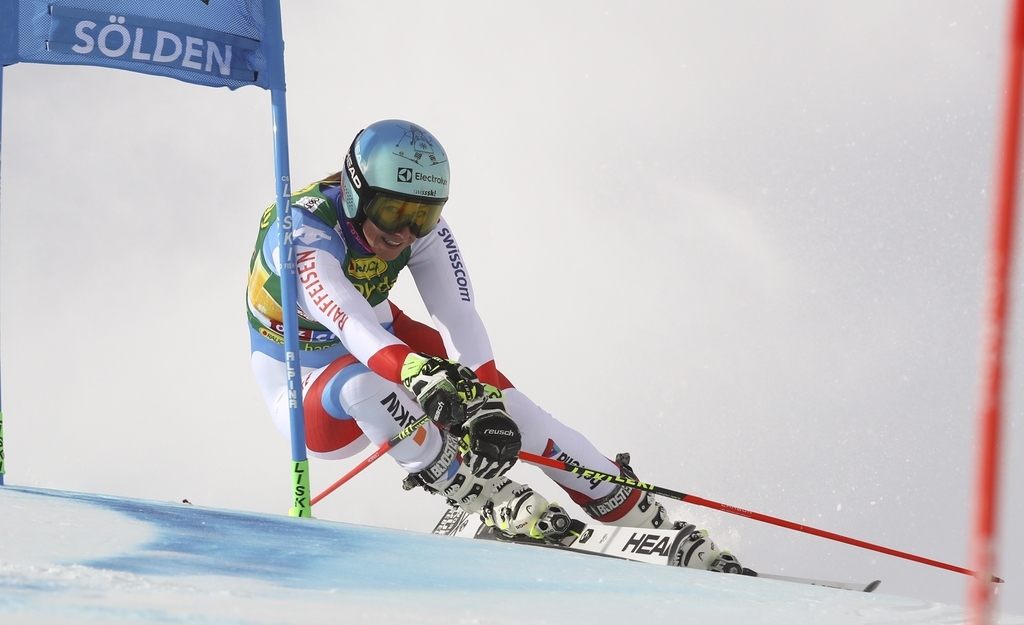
0, 0, 278, 90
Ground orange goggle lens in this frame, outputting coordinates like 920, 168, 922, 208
364, 193, 445, 238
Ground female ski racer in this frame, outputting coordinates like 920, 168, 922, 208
247, 119, 743, 573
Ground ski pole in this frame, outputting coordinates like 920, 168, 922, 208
311, 413, 433, 506
519, 451, 1004, 583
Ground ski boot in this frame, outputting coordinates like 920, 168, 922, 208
483, 494, 584, 546
592, 453, 750, 574
670, 521, 751, 575
579, 452, 668, 529
404, 429, 580, 544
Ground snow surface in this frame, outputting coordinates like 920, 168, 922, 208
3, 0, 1022, 616
0, 486, 1019, 625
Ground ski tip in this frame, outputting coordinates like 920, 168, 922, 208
864, 580, 882, 593
992, 575, 1005, 584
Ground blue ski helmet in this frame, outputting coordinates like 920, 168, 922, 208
341, 120, 450, 238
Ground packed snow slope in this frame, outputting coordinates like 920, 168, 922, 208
0, 486, 1019, 625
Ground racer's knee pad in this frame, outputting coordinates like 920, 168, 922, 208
302, 355, 370, 458
305, 354, 441, 468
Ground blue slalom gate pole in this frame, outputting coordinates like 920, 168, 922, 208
262, 1, 309, 517
0, 63, 5, 486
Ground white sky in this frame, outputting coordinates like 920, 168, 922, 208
1, 0, 1021, 614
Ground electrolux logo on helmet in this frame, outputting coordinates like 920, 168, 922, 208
414, 172, 448, 186
396, 167, 448, 195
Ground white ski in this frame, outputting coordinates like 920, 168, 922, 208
431, 507, 881, 593
754, 572, 881, 593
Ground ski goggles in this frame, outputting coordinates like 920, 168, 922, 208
363, 192, 446, 238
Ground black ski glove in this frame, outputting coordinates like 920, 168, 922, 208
401, 353, 486, 427
458, 410, 521, 479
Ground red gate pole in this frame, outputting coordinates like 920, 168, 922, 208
970, 1, 1024, 622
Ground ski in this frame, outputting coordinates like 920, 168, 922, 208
431, 507, 881, 593
754, 572, 881, 593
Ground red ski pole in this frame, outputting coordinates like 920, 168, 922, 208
519, 451, 1004, 583
311, 413, 433, 506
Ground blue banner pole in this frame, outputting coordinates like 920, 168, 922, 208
0, 63, 5, 486
262, 1, 309, 517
